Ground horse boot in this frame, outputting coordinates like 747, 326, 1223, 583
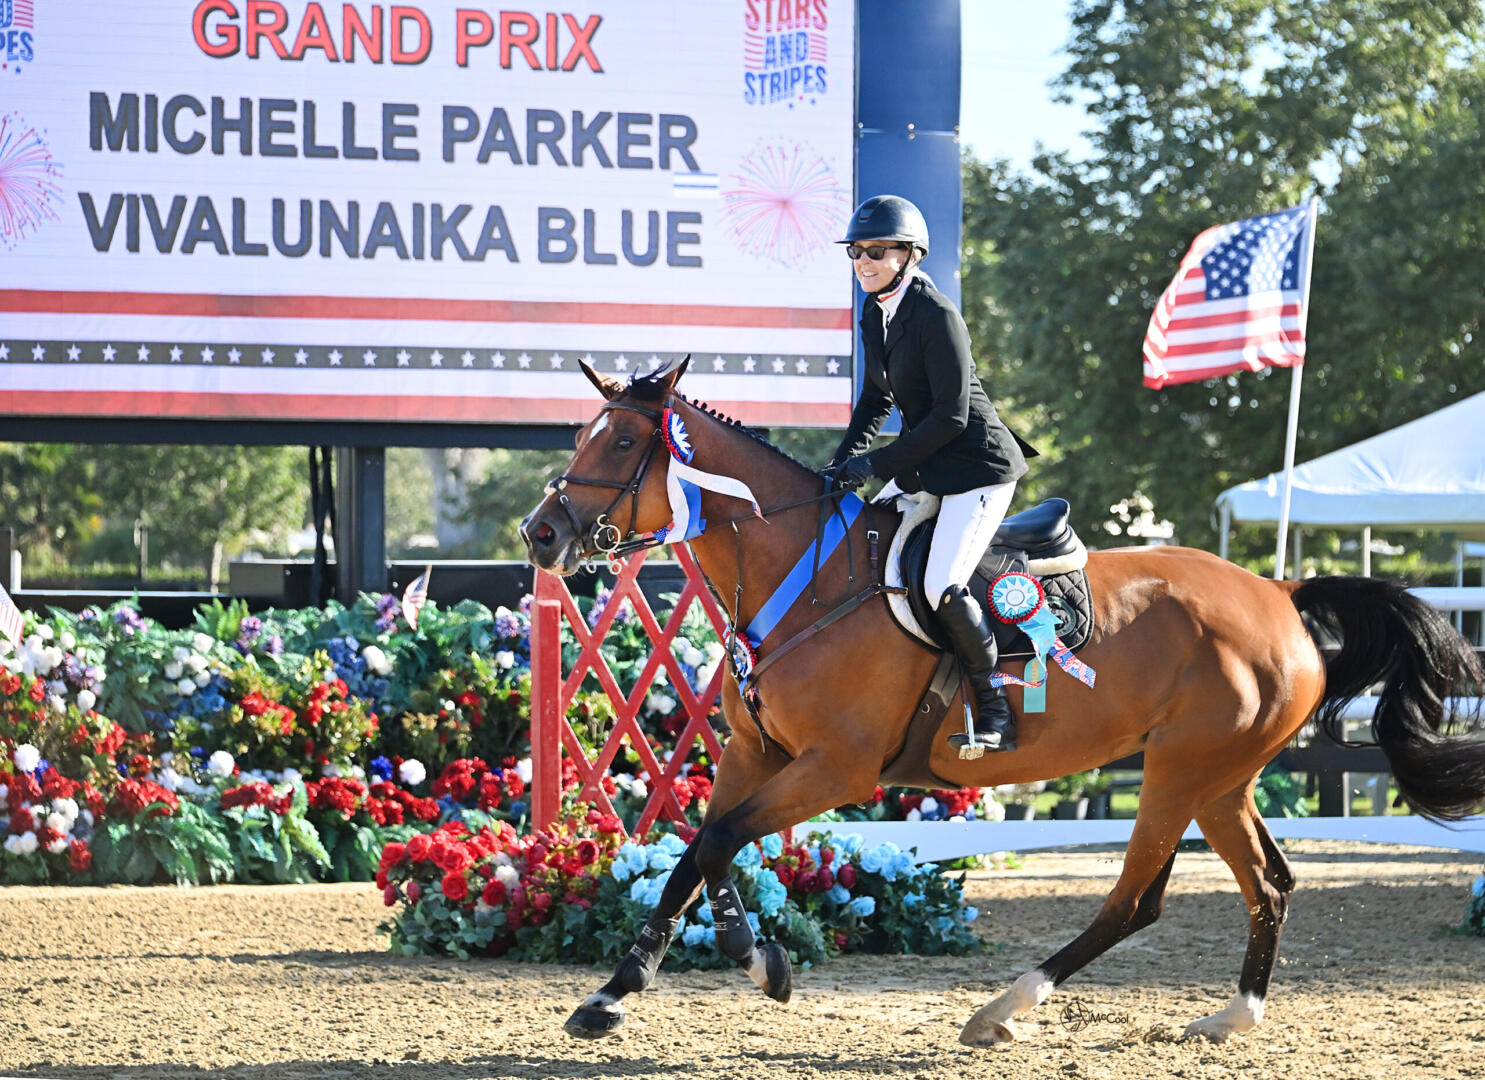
937, 584, 1017, 759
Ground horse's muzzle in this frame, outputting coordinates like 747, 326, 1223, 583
520, 504, 585, 576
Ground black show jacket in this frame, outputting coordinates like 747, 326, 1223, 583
830, 275, 1036, 495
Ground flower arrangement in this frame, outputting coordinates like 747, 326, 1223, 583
379, 819, 981, 969
1461, 871, 1485, 936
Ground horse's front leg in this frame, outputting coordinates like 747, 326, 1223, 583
563, 731, 785, 1039
694, 747, 865, 1003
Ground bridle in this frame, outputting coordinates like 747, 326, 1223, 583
544, 397, 667, 568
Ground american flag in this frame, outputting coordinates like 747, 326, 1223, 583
0, 581, 24, 647
4, 2, 34, 30
401, 566, 431, 631
1143, 203, 1316, 389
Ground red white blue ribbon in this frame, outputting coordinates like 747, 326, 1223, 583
652, 409, 762, 545
986, 572, 1095, 712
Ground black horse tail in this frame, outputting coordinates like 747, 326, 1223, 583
1291, 576, 1485, 822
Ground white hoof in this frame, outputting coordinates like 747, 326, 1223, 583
960, 1009, 1018, 1046
960, 970, 1053, 1048
1183, 992, 1263, 1043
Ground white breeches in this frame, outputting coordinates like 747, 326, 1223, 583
877, 479, 1018, 608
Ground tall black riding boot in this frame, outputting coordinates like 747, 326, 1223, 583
937, 584, 1017, 757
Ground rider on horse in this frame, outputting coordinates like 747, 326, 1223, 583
826, 194, 1038, 754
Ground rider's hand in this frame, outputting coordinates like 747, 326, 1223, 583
831, 455, 876, 492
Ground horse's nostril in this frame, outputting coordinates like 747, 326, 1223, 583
534, 522, 557, 546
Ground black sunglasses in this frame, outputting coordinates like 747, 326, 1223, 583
845, 243, 907, 261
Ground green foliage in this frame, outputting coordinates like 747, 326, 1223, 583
1254, 763, 1310, 818
320, 821, 419, 883
961, 0, 1485, 555
220, 784, 331, 884
90, 801, 235, 886
1046, 770, 1100, 800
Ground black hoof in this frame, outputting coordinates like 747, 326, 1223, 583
762, 941, 792, 1003
564, 1002, 625, 1039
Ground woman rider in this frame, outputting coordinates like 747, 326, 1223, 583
826, 194, 1037, 755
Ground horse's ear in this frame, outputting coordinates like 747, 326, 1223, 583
657, 353, 691, 395
580, 357, 624, 401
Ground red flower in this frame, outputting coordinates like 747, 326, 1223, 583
774, 865, 795, 888
68, 839, 92, 873
597, 813, 623, 835
835, 932, 849, 949
380, 841, 407, 867
29, 678, 45, 702
36, 825, 62, 849
383, 883, 399, 906
481, 879, 507, 907
441, 871, 469, 901
836, 863, 857, 890
532, 891, 552, 911
870, 786, 885, 805
816, 867, 834, 892
406, 881, 423, 902
8, 805, 35, 835
0, 673, 20, 695
819, 846, 834, 866
575, 839, 600, 866
795, 870, 818, 893
406, 834, 431, 862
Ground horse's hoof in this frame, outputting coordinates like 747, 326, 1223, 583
761, 941, 792, 1003
1181, 1019, 1232, 1044
959, 1009, 1018, 1047
564, 997, 625, 1040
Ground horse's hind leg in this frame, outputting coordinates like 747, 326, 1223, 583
1183, 785, 1296, 1042
960, 789, 1193, 1046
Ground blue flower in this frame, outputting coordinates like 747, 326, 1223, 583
655, 832, 687, 856
646, 851, 678, 872
961, 905, 980, 923
732, 843, 762, 870
610, 842, 647, 882
890, 852, 916, 881
859, 841, 901, 876
369, 756, 394, 781
753, 868, 787, 916
847, 895, 876, 918
827, 884, 850, 904
839, 833, 864, 856
1474, 875, 1485, 899
681, 923, 711, 948
760, 833, 784, 858
903, 890, 925, 909
933, 915, 956, 935
508, 800, 527, 819
694, 899, 714, 924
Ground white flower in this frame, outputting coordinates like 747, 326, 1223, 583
4, 831, 38, 855
36, 625, 53, 641
164, 661, 184, 680
194, 671, 211, 687
80, 809, 94, 827
207, 750, 235, 777
41, 646, 63, 674
0, 784, 8, 802
76, 689, 96, 712
494, 605, 513, 620
696, 663, 718, 688
704, 641, 725, 662
45, 835, 69, 854
12, 744, 40, 774
906, 808, 923, 821
175, 678, 196, 696
494, 649, 515, 670
59, 631, 76, 650
45, 811, 73, 835
495, 864, 520, 889
493, 852, 513, 868
680, 644, 704, 667
645, 692, 676, 715
516, 758, 533, 784
398, 759, 426, 787
281, 767, 302, 784
350, 764, 365, 780
187, 654, 208, 674
979, 796, 1007, 823
88, 665, 107, 684
157, 767, 183, 793
322, 763, 342, 778
48, 694, 66, 714
362, 645, 391, 676
173, 646, 191, 662
193, 632, 215, 654
628, 779, 648, 800
920, 796, 940, 815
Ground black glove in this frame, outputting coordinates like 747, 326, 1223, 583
830, 455, 876, 491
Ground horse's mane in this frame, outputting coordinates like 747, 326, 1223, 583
673, 392, 825, 480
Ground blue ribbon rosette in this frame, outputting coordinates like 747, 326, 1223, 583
985, 571, 1096, 713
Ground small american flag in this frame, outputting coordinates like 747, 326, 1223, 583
1143, 203, 1316, 389
0, 582, 24, 647
401, 566, 431, 631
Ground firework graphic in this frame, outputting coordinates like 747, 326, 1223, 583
719, 141, 848, 269
0, 113, 64, 249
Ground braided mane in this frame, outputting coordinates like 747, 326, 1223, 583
672, 392, 825, 480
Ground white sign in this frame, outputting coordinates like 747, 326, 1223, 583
0, 1, 856, 426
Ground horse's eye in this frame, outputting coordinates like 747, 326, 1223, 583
616, 436, 635, 451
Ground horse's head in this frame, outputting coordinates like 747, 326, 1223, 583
520, 355, 690, 575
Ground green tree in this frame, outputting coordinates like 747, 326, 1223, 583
962, 0, 1485, 556
0, 444, 104, 569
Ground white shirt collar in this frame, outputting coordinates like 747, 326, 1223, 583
875, 267, 922, 334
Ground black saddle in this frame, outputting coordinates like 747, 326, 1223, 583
900, 497, 1095, 660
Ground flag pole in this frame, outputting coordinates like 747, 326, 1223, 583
1272, 197, 1319, 580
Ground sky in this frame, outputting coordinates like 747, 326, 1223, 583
958, 2, 1091, 166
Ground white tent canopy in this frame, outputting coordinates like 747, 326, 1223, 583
1216, 390, 1485, 536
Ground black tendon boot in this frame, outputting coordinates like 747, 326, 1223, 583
937, 584, 1017, 758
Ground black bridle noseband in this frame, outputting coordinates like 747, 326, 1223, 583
545, 398, 667, 568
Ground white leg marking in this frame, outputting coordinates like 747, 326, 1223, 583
580, 991, 621, 1013
743, 948, 769, 990
1184, 991, 1264, 1042
960, 969, 1055, 1046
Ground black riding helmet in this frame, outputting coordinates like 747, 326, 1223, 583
838, 194, 930, 259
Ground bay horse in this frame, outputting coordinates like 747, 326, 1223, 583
520, 356, 1485, 1047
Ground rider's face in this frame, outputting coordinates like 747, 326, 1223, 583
851, 240, 911, 292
